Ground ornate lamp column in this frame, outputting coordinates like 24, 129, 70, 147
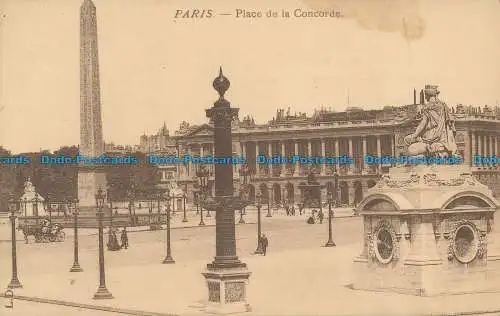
7, 194, 22, 289
202, 67, 251, 313
199, 191, 206, 226
162, 191, 175, 264
197, 166, 209, 225
238, 165, 249, 224
325, 191, 336, 247
70, 199, 84, 272
182, 192, 188, 223
266, 185, 272, 217
254, 193, 264, 255
93, 188, 113, 300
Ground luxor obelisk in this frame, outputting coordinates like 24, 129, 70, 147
78, 0, 107, 210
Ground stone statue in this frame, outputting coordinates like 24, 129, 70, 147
404, 85, 457, 157
24, 177, 35, 193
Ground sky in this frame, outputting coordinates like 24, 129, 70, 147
1, 0, 499, 154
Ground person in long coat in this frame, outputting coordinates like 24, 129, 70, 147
121, 227, 129, 249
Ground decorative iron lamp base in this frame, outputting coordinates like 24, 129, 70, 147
70, 263, 83, 272
7, 277, 22, 289
324, 240, 336, 247
93, 286, 113, 300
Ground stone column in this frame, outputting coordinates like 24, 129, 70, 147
200, 144, 204, 157
255, 142, 260, 176
320, 139, 326, 175
188, 146, 193, 177
294, 141, 299, 176
268, 142, 273, 177
478, 134, 483, 167
241, 142, 246, 160
348, 138, 353, 174
495, 136, 499, 160
234, 142, 240, 179
490, 135, 495, 158
362, 137, 367, 173
334, 139, 339, 173
464, 132, 471, 166
470, 131, 477, 167
203, 68, 250, 313
281, 141, 286, 177
376, 136, 382, 172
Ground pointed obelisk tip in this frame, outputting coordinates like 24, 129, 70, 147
219, 66, 223, 78
82, 0, 96, 8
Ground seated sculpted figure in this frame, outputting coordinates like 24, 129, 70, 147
404, 85, 458, 158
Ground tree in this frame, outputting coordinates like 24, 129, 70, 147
0, 146, 19, 212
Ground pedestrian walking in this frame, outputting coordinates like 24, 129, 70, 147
260, 233, 269, 256
318, 209, 324, 224
120, 227, 129, 249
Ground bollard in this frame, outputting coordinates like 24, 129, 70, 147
4, 289, 13, 308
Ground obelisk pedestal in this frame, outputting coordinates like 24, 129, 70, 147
201, 68, 251, 314
78, 0, 107, 211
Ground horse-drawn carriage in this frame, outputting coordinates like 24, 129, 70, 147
17, 218, 65, 244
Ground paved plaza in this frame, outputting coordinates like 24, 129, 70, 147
1, 213, 500, 315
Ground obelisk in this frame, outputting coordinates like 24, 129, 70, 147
78, 0, 107, 210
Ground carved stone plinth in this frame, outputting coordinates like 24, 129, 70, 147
352, 165, 500, 296
78, 167, 107, 211
202, 266, 251, 314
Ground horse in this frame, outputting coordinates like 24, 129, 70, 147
17, 224, 42, 244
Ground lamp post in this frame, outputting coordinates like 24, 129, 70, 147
195, 190, 200, 215
107, 187, 113, 229
7, 194, 22, 289
202, 68, 250, 310
93, 188, 113, 300
126, 182, 136, 226
44, 194, 52, 222
238, 164, 250, 224
254, 192, 264, 255
266, 185, 272, 217
199, 192, 206, 226
325, 191, 336, 247
182, 193, 188, 223
69, 199, 83, 272
33, 192, 40, 228
196, 165, 210, 219
162, 191, 175, 264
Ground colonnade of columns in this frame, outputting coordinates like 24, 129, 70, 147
469, 131, 499, 168
240, 178, 377, 208
244, 135, 392, 177
177, 136, 394, 181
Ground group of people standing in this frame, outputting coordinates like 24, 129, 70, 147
307, 209, 324, 224
107, 227, 129, 251
284, 200, 306, 216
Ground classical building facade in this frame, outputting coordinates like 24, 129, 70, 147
140, 102, 500, 207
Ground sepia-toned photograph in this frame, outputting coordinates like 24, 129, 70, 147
1, 0, 499, 315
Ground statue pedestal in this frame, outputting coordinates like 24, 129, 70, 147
78, 166, 107, 212
201, 265, 251, 314
352, 165, 500, 296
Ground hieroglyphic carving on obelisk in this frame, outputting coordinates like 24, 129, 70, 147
78, 0, 107, 209
80, 0, 104, 157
